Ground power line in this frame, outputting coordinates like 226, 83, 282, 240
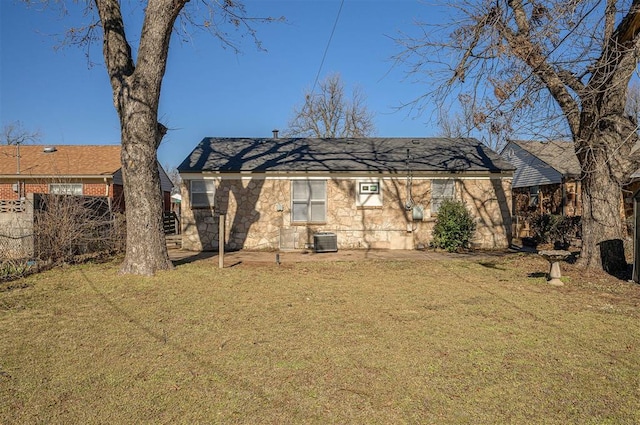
311, 0, 345, 95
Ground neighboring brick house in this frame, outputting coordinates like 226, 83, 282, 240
177, 137, 515, 252
0, 144, 173, 211
501, 140, 582, 219
501, 139, 639, 237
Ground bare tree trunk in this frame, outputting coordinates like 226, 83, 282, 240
394, 0, 640, 272
576, 109, 637, 270
95, 0, 185, 275
119, 111, 172, 275
578, 152, 626, 270
575, 7, 640, 270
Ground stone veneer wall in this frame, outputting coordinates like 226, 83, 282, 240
181, 176, 512, 251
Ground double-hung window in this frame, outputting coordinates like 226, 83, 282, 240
292, 180, 326, 223
431, 179, 455, 214
190, 180, 215, 208
49, 183, 82, 195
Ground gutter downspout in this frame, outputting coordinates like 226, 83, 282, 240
104, 177, 112, 212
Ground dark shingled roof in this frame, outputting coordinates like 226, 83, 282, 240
177, 137, 514, 174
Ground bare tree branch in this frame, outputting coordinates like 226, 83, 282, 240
1, 121, 41, 145
395, 0, 640, 271
286, 73, 375, 138
23, 0, 278, 275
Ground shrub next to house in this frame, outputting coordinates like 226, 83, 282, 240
431, 199, 476, 252
530, 213, 581, 249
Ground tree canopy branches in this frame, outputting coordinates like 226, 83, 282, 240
395, 0, 640, 270
286, 73, 375, 138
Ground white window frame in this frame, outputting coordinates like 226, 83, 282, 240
356, 179, 383, 207
431, 179, 455, 214
190, 179, 216, 208
49, 183, 83, 195
291, 180, 326, 223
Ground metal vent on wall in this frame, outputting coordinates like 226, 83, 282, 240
313, 232, 338, 253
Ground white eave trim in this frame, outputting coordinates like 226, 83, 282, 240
0, 174, 116, 179
179, 170, 513, 180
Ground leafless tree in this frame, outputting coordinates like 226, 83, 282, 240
286, 73, 375, 138
626, 81, 640, 126
1, 121, 40, 145
437, 93, 510, 152
26, 0, 276, 275
164, 164, 182, 195
395, 0, 640, 271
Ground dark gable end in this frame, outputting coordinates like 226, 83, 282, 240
178, 137, 514, 174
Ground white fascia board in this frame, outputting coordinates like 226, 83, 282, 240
0, 174, 114, 180
178, 171, 510, 180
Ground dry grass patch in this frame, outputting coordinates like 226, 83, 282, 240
1, 254, 639, 424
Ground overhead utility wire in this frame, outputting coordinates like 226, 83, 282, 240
311, 0, 345, 95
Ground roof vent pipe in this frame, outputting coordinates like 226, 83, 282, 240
272, 129, 279, 139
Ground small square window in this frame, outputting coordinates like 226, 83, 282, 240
356, 180, 383, 207
190, 180, 215, 208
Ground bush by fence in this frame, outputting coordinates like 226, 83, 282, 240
33, 194, 125, 262
1, 194, 126, 281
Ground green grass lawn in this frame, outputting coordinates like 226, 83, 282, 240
1, 254, 639, 424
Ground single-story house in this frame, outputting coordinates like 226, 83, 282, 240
501, 140, 582, 219
177, 137, 514, 251
0, 144, 173, 212
502, 139, 639, 237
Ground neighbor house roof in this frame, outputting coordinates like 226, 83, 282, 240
508, 140, 581, 178
0, 145, 122, 177
0, 144, 173, 192
178, 137, 514, 175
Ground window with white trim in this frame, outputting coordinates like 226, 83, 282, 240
49, 183, 82, 195
356, 180, 383, 207
431, 179, 455, 213
190, 180, 215, 208
292, 180, 326, 223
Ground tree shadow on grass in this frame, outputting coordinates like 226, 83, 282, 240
170, 250, 216, 266
478, 261, 506, 270
171, 250, 245, 268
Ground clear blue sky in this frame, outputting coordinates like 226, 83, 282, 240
1, 0, 444, 168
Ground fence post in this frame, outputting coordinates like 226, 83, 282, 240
218, 213, 225, 269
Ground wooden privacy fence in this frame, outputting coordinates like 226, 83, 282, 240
163, 211, 180, 235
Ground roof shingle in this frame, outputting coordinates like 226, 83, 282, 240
0, 145, 121, 177
509, 140, 581, 177
178, 137, 514, 174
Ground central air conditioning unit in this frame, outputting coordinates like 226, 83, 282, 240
313, 232, 338, 253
